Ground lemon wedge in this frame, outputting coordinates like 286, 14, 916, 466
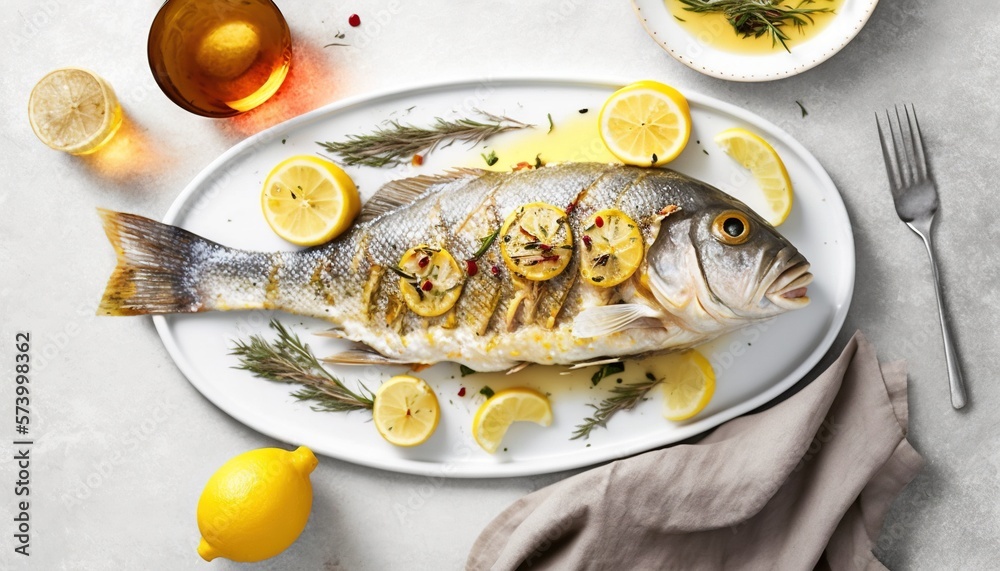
261, 155, 361, 246
580, 208, 644, 287
660, 350, 715, 421
373, 375, 440, 447
500, 202, 573, 281
714, 128, 793, 226
472, 388, 553, 454
397, 245, 464, 317
197, 446, 317, 563
599, 80, 691, 166
28, 68, 122, 155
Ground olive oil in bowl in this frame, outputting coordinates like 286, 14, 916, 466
148, 0, 292, 117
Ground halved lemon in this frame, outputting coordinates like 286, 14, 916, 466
580, 209, 644, 288
28, 68, 123, 155
598, 80, 691, 166
499, 202, 573, 281
397, 245, 464, 317
373, 375, 440, 447
261, 155, 361, 246
714, 128, 793, 226
472, 388, 553, 454
660, 350, 715, 421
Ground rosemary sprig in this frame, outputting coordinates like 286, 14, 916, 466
317, 110, 532, 168
231, 320, 374, 413
571, 373, 661, 440
677, 0, 834, 53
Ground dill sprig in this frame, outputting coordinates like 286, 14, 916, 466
317, 110, 532, 168
571, 373, 662, 440
677, 0, 834, 53
231, 320, 374, 413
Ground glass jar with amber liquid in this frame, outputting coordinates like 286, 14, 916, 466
148, 0, 291, 117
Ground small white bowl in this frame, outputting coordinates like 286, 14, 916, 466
631, 0, 880, 82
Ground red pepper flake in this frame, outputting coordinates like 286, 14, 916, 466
348, 13, 361, 27
412, 154, 424, 166
583, 235, 592, 250
466, 259, 479, 276
490, 265, 501, 276
418, 256, 430, 268
595, 216, 604, 228
421, 280, 433, 291
539, 244, 552, 252
458, 387, 467, 397
519, 226, 539, 241
542, 254, 560, 263
565, 202, 576, 214
513, 161, 533, 171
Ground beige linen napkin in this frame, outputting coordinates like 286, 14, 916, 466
467, 332, 924, 570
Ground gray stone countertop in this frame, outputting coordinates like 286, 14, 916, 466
1, 1, 996, 568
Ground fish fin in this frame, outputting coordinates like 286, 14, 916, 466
97, 209, 207, 316
321, 349, 412, 366
358, 169, 487, 223
313, 327, 345, 339
565, 357, 622, 371
571, 304, 665, 339
505, 362, 530, 375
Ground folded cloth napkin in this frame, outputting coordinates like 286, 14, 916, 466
467, 332, 924, 571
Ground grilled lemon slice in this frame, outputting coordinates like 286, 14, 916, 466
397, 245, 464, 317
373, 375, 440, 447
261, 155, 361, 246
472, 388, 553, 454
598, 80, 691, 166
500, 202, 573, 281
660, 350, 715, 421
714, 128, 793, 226
579, 208, 644, 288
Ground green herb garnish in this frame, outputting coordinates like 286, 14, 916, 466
231, 320, 374, 413
480, 386, 495, 399
460, 365, 477, 377
796, 100, 808, 117
482, 149, 499, 166
547, 113, 554, 133
317, 111, 531, 168
572, 373, 662, 440
677, 0, 834, 53
591, 362, 625, 386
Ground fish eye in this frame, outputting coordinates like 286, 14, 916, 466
712, 211, 751, 245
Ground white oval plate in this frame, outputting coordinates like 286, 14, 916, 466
152, 78, 853, 477
632, 0, 879, 81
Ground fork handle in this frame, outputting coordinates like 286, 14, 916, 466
914, 227, 967, 409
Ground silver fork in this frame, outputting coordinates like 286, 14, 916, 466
877, 104, 966, 409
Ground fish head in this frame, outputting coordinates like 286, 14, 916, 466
645, 194, 811, 329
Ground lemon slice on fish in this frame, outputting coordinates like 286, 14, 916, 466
28, 67, 123, 155
472, 388, 553, 454
598, 80, 691, 166
500, 202, 573, 281
373, 375, 440, 447
714, 128, 793, 226
261, 155, 361, 246
397, 245, 464, 317
579, 209, 644, 288
659, 350, 715, 422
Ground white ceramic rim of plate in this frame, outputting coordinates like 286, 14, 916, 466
152, 77, 855, 477
631, 0, 880, 82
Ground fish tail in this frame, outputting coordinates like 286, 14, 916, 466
98, 209, 210, 316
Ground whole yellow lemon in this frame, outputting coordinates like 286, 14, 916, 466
196, 446, 317, 562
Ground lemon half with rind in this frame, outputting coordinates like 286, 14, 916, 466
714, 128, 793, 226
660, 350, 715, 422
599, 80, 691, 166
28, 67, 122, 155
197, 446, 317, 563
373, 375, 441, 447
261, 155, 361, 246
397, 246, 464, 317
579, 208, 644, 288
500, 202, 573, 281
472, 388, 553, 454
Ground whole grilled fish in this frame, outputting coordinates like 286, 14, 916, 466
99, 163, 812, 371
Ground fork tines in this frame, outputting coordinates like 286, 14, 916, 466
876, 104, 930, 192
